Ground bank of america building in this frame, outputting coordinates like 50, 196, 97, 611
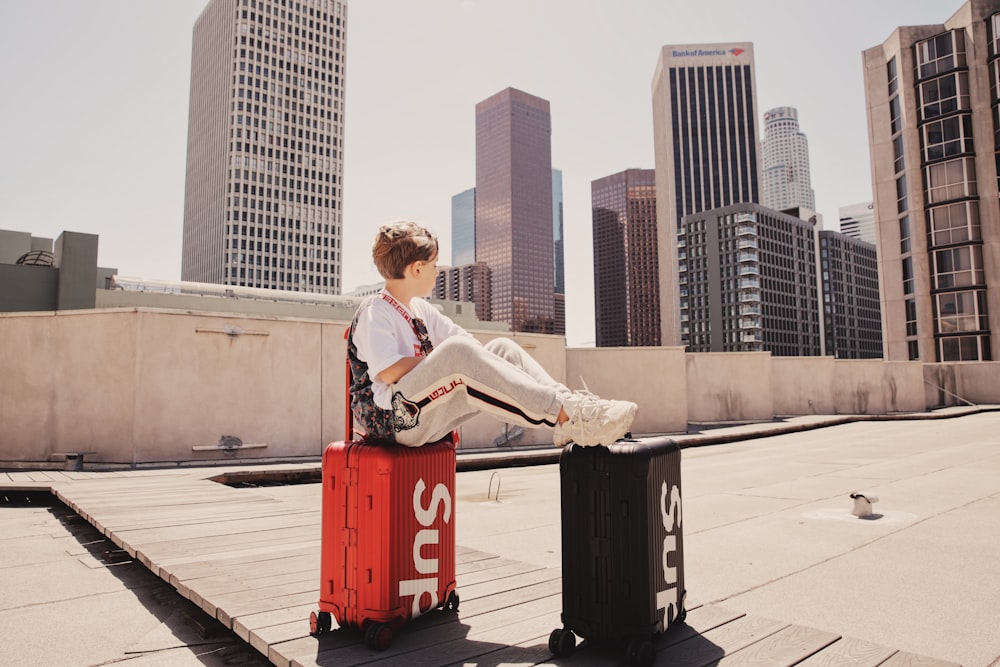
182, 0, 347, 294
652, 43, 762, 347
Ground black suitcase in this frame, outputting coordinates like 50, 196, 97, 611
549, 436, 686, 666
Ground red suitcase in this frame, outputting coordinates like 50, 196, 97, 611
309, 437, 459, 650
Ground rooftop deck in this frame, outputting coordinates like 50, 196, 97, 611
2, 409, 998, 666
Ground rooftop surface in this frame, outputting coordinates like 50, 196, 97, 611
2, 408, 998, 666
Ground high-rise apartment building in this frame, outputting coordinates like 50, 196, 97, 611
681, 204, 822, 356
761, 106, 816, 212
182, 0, 347, 294
451, 187, 476, 266
864, 0, 1000, 361
819, 231, 883, 359
475, 88, 559, 334
433, 263, 491, 321
591, 169, 660, 347
839, 201, 877, 245
652, 43, 762, 346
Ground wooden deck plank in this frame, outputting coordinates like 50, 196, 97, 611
795, 637, 898, 667
454, 566, 561, 603
147, 538, 321, 582
878, 652, 962, 667
717, 624, 840, 665
131, 522, 317, 558
655, 615, 790, 667
455, 560, 546, 587
300, 592, 561, 667
206, 581, 319, 625
451, 576, 562, 619
234, 603, 317, 643
167, 546, 318, 588
215, 590, 319, 628
184, 568, 318, 607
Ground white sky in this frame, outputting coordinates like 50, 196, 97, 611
0, 0, 956, 345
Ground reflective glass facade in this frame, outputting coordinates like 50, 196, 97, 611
451, 187, 476, 266
474, 88, 558, 334
591, 169, 660, 347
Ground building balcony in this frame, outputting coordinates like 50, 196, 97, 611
739, 277, 760, 290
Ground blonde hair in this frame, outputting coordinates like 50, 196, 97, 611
372, 221, 439, 279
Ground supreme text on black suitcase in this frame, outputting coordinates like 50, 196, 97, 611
550, 436, 686, 667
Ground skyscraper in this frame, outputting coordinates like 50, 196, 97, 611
839, 201, 877, 245
681, 204, 821, 356
182, 0, 347, 294
864, 0, 999, 362
552, 168, 566, 336
475, 87, 558, 334
652, 43, 761, 346
761, 106, 816, 212
819, 231, 883, 359
591, 169, 660, 347
451, 187, 476, 266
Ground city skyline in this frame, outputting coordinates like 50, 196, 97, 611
0, 0, 954, 345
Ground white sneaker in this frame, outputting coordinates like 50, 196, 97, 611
558, 393, 638, 447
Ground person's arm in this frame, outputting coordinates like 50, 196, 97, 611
377, 355, 424, 384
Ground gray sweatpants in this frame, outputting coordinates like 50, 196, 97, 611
389, 336, 570, 447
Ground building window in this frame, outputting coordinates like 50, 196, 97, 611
887, 56, 898, 95
905, 297, 917, 336
915, 30, 966, 80
990, 13, 1000, 57
918, 72, 969, 122
902, 256, 914, 296
921, 115, 974, 162
932, 246, 984, 290
896, 174, 908, 213
925, 157, 977, 203
936, 290, 987, 334
929, 200, 981, 246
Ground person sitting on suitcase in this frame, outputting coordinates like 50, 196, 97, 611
347, 220, 638, 448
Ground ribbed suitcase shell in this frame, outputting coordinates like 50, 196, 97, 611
558, 436, 685, 645
318, 438, 457, 633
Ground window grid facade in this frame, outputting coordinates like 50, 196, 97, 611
682, 204, 821, 357
865, 1, 1000, 363
820, 232, 884, 359
652, 43, 762, 347
182, 0, 346, 294
591, 169, 660, 347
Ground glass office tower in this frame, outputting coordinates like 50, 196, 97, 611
475, 87, 558, 334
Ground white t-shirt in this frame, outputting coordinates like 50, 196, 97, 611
353, 290, 471, 409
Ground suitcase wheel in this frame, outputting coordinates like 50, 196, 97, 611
309, 610, 332, 637
365, 622, 393, 651
626, 638, 655, 667
548, 628, 576, 657
445, 591, 460, 612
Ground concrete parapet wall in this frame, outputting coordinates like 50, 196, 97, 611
567, 346, 688, 435
686, 352, 773, 423
923, 361, 1000, 407
4, 308, 1000, 466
